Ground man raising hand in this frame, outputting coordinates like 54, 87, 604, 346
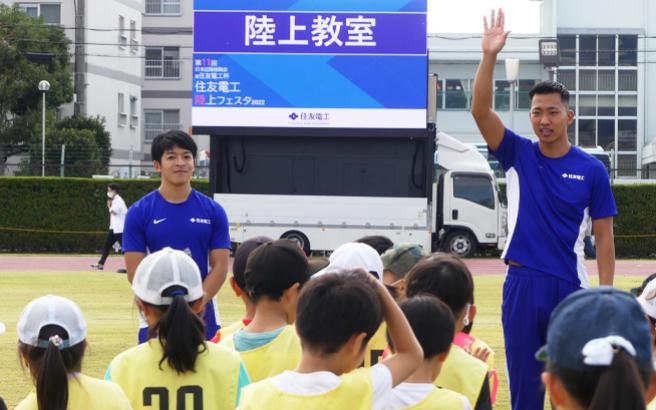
471, 9, 617, 410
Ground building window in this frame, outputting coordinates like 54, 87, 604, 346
579, 35, 597, 66
517, 80, 538, 109
17, 3, 61, 24
597, 95, 614, 116
597, 119, 614, 151
618, 70, 637, 91
494, 80, 510, 111
578, 95, 596, 116
618, 120, 637, 151
118, 15, 127, 48
578, 119, 596, 147
130, 96, 138, 129
145, 0, 181, 15
558, 70, 576, 90
597, 35, 616, 66
145, 47, 181, 79
618, 95, 637, 116
118, 93, 126, 126
144, 110, 180, 142
130, 20, 138, 53
444, 79, 469, 110
617, 154, 637, 177
619, 35, 638, 66
559, 35, 576, 66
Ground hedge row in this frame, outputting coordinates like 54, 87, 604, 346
1, 178, 655, 258
0, 177, 209, 253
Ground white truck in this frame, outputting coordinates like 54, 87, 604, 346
214, 131, 506, 257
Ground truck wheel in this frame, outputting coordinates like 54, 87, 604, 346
281, 231, 311, 256
444, 231, 477, 258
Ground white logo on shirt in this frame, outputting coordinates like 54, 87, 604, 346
153, 218, 167, 224
190, 218, 211, 225
562, 173, 585, 181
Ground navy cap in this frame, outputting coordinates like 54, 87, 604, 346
536, 287, 652, 371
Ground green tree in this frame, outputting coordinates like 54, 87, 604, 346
0, 4, 73, 173
21, 115, 111, 176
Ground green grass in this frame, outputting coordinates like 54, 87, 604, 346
0, 272, 645, 408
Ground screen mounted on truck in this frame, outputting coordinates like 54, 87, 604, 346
192, 0, 428, 132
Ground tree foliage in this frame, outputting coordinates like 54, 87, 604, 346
0, 4, 73, 165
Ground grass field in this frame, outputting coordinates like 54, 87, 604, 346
0, 271, 646, 408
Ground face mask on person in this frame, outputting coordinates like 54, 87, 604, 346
107, 191, 116, 199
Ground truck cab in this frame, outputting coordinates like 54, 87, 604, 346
433, 132, 507, 257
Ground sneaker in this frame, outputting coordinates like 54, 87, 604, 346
90, 264, 104, 271
117, 268, 127, 274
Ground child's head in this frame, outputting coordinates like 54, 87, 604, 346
380, 243, 428, 298
17, 295, 88, 410
245, 239, 316, 322
405, 253, 474, 333
296, 270, 383, 373
315, 242, 384, 281
132, 247, 206, 374
355, 235, 394, 255
538, 287, 656, 410
231, 236, 273, 301
388, 295, 454, 379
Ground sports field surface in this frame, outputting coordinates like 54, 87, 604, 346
0, 256, 653, 408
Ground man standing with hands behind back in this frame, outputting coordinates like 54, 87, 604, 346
122, 130, 231, 342
471, 9, 617, 410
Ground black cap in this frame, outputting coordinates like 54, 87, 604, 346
244, 239, 327, 301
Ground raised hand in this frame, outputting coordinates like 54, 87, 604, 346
482, 9, 510, 55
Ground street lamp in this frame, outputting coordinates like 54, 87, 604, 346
38, 80, 50, 177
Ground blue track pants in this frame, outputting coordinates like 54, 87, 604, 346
502, 266, 581, 410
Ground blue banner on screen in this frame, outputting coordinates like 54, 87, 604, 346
192, 0, 427, 129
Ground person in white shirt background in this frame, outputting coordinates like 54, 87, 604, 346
91, 183, 127, 272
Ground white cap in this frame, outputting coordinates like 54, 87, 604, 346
132, 247, 204, 305
314, 242, 384, 281
637, 278, 656, 319
17, 295, 87, 349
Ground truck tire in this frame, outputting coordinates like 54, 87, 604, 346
281, 231, 311, 256
444, 230, 477, 258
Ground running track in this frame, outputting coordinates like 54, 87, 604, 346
1, 255, 655, 276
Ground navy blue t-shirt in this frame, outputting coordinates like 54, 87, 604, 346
491, 129, 617, 286
123, 189, 231, 276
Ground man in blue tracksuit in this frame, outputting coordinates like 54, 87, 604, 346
471, 10, 617, 410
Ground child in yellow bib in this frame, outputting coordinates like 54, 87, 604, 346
15, 295, 130, 410
224, 239, 326, 382
387, 295, 471, 410
211, 236, 272, 343
107, 248, 250, 409
239, 269, 424, 410
405, 254, 491, 410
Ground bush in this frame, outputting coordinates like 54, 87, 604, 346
0, 177, 209, 252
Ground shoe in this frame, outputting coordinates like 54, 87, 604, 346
90, 264, 104, 271
117, 268, 127, 274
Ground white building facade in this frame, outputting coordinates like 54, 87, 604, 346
5, 0, 144, 171
430, 0, 656, 178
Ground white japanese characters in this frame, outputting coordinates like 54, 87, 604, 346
245, 14, 377, 47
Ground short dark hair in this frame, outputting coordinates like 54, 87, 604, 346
529, 81, 570, 105
233, 236, 273, 291
151, 130, 197, 163
388, 295, 454, 359
107, 183, 119, 193
296, 270, 383, 355
356, 235, 394, 255
244, 239, 311, 303
405, 254, 474, 315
